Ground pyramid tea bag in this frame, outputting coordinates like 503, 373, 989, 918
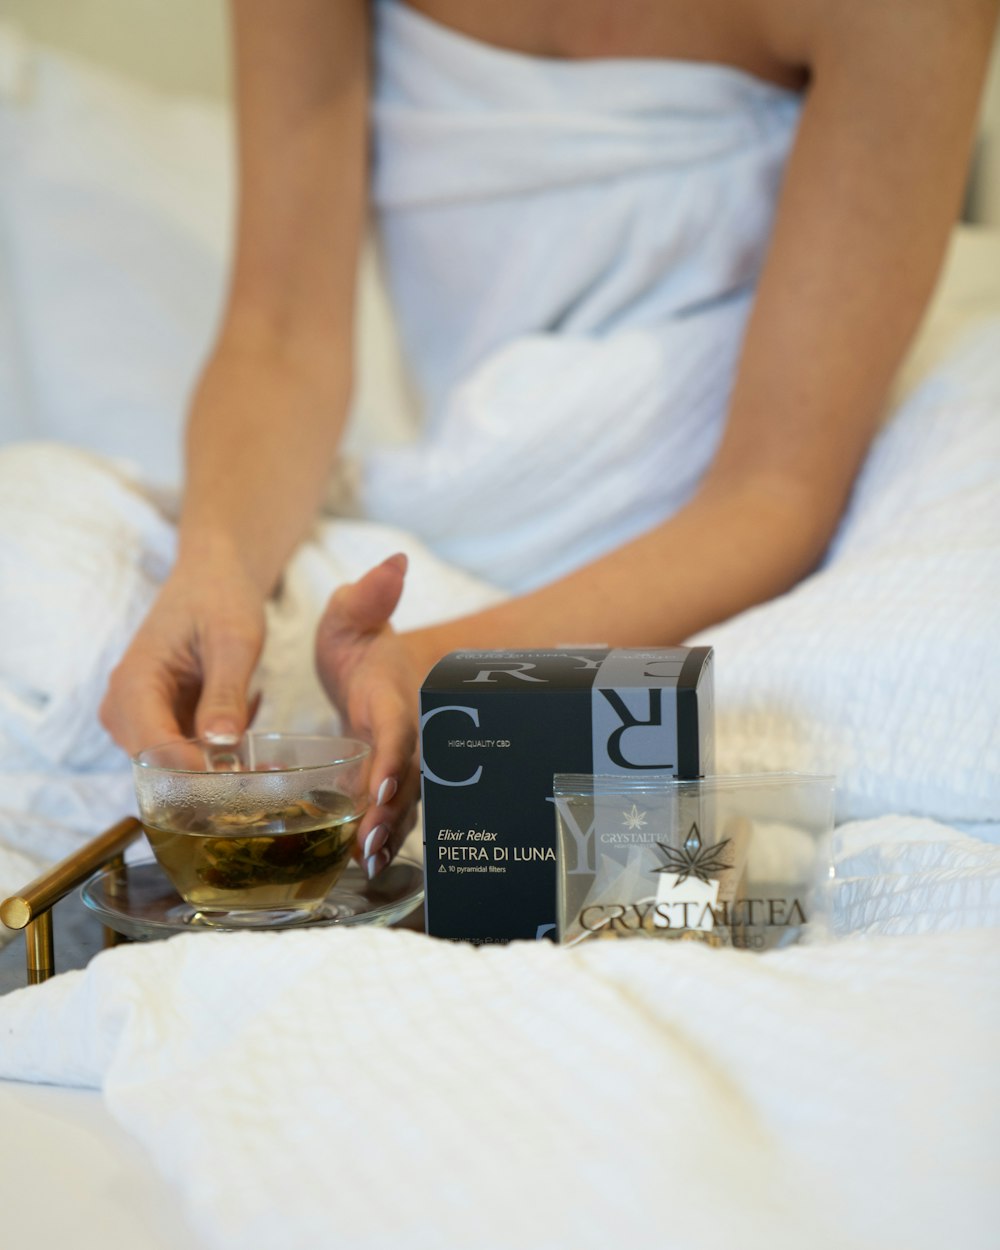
553, 773, 835, 950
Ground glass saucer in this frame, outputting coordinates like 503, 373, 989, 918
81, 857, 424, 940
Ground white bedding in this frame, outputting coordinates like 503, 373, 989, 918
0, 325, 998, 1250
1, 923, 998, 1250
0, 20, 999, 1250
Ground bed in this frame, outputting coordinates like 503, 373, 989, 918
1, 19, 999, 1250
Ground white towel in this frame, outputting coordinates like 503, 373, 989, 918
357, 0, 802, 589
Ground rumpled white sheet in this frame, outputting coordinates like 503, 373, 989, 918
0, 921, 997, 1250
0, 322, 998, 1246
2, 415, 995, 1250
831, 817, 1000, 936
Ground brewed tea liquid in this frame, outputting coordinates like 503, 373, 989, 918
143, 791, 361, 912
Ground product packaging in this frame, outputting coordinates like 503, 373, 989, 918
420, 647, 714, 943
553, 772, 835, 949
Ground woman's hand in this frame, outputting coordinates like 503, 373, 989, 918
102, 0, 370, 757
315, 554, 425, 878
100, 552, 266, 756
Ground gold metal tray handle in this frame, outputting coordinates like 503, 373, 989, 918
1, 816, 143, 985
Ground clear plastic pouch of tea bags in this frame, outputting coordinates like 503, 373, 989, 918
553, 773, 835, 950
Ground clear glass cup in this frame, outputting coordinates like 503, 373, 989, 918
132, 733, 372, 928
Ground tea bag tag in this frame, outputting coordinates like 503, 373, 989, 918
652, 872, 719, 932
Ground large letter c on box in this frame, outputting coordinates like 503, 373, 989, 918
420, 705, 483, 787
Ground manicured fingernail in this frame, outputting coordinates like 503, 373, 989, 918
376, 777, 397, 807
204, 726, 239, 745
363, 824, 389, 859
383, 552, 408, 575
365, 849, 390, 880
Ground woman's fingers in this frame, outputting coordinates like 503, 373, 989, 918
343, 552, 408, 633
355, 682, 419, 873
316, 553, 408, 694
195, 619, 265, 744
362, 755, 421, 879
100, 658, 186, 757
314, 553, 421, 878
101, 562, 268, 756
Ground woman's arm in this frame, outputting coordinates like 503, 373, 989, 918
318, 0, 998, 874
184, 0, 369, 594
101, 0, 368, 752
403, 0, 998, 660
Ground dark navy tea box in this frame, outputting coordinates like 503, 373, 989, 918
419, 647, 714, 943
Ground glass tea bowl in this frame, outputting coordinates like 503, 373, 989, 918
132, 733, 371, 928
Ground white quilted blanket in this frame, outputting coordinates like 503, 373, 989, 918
0, 319, 998, 1250
0, 922, 997, 1250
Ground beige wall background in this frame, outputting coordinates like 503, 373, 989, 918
0, 0, 231, 98
4, 0, 1000, 223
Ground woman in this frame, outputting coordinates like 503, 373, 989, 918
100, 0, 997, 878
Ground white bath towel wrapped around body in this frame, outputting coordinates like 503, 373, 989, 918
357, 0, 801, 590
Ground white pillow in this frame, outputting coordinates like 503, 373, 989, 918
0, 23, 231, 487
0, 24, 418, 488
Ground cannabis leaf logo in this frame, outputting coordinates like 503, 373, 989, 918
621, 803, 648, 831
653, 824, 731, 887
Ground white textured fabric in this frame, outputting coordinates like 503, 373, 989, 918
0, 444, 175, 771
0, 920, 997, 1250
1, 345, 999, 1245
830, 817, 1000, 936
